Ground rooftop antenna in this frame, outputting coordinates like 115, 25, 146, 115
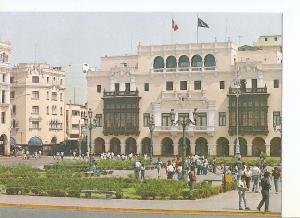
73, 88, 76, 104
34, 43, 37, 70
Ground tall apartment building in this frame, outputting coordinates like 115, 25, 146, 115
65, 103, 87, 155
0, 40, 11, 155
86, 36, 282, 157
10, 63, 65, 154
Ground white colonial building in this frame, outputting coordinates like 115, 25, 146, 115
0, 40, 11, 156
10, 63, 65, 154
88, 36, 281, 157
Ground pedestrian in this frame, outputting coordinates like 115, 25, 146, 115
140, 164, 145, 180
237, 175, 251, 210
176, 162, 183, 180
272, 167, 281, 193
212, 156, 217, 174
188, 170, 196, 199
73, 151, 76, 159
252, 164, 261, 192
203, 157, 208, 175
196, 157, 201, 175
155, 157, 163, 178
38, 150, 42, 158
134, 160, 141, 180
166, 160, 175, 179
257, 172, 272, 212
61, 151, 64, 160
244, 166, 252, 190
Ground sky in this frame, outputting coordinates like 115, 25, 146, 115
0, 12, 282, 104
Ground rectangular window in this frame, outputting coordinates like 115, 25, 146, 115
46, 91, 49, 100
194, 80, 201, 90
60, 93, 63, 101
51, 92, 57, 101
2, 74, 5, 82
47, 77, 49, 83
273, 111, 281, 127
32, 106, 39, 114
274, 37, 278, 41
219, 112, 226, 126
143, 113, 150, 127
72, 124, 79, 130
274, 79, 279, 88
197, 112, 207, 127
180, 81, 187, 90
220, 81, 225, 89
166, 81, 173, 91
32, 91, 39, 100
265, 37, 268, 41
97, 85, 101, 93
10, 91, 15, 99
32, 76, 39, 83
60, 79, 63, 85
144, 83, 149, 91
1, 112, 5, 124
240, 79, 246, 89
95, 114, 103, 127
252, 79, 257, 89
31, 121, 39, 129
12, 105, 16, 114
178, 113, 189, 122
72, 110, 80, 116
162, 113, 172, 126
10, 77, 14, 83
125, 83, 130, 92
60, 107, 63, 115
2, 90, 5, 103
115, 83, 120, 92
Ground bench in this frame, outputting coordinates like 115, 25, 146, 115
101, 170, 113, 175
203, 179, 223, 185
85, 171, 95, 177
81, 189, 116, 199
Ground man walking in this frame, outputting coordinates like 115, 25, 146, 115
252, 164, 261, 192
238, 175, 250, 210
272, 167, 281, 193
257, 172, 272, 212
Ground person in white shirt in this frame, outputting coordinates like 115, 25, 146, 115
238, 175, 250, 210
134, 160, 141, 180
155, 157, 163, 178
166, 160, 175, 179
252, 164, 261, 192
244, 166, 252, 190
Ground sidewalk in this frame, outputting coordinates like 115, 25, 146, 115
0, 190, 281, 214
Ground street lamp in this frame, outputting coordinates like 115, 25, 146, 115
148, 115, 155, 163
85, 108, 97, 166
170, 108, 200, 181
232, 79, 241, 160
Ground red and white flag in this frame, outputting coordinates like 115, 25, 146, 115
172, 19, 178, 31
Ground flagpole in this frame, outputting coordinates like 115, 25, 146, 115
197, 16, 199, 43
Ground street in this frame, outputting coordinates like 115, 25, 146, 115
0, 207, 280, 218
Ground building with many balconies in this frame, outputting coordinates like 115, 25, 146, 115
86, 36, 282, 157
10, 63, 65, 154
0, 40, 11, 156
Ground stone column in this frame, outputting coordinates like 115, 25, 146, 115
121, 143, 126, 154
4, 143, 10, 156
190, 142, 196, 155
120, 82, 125, 91
137, 142, 142, 154
266, 144, 271, 156
229, 144, 235, 156
207, 101, 216, 132
152, 103, 161, 127
174, 142, 179, 156
208, 144, 216, 156
130, 76, 136, 91
247, 144, 253, 157
105, 143, 110, 152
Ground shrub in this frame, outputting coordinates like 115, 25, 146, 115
115, 191, 123, 199
47, 189, 66, 197
67, 189, 80, 198
6, 187, 21, 195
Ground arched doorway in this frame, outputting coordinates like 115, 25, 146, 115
252, 137, 266, 156
141, 137, 151, 155
94, 137, 105, 154
125, 137, 137, 154
270, 137, 281, 157
234, 137, 248, 157
110, 138, 121, 154
28, 137, 43, 153
216, 137, 229, 156
195, 137, 208, 156
178, 137, 191, 156
161, 137, 174, 156
0, 134, 8, 155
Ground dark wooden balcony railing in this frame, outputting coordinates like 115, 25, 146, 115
229, 126, 269, 135
103, 126, 140, 136
103, 90, 139, 97
228, 87, 268, 94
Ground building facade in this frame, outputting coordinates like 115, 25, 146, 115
10, 63, 65, 154
86, 36, 282, 157
0, 40, 11, 155
65, 103, 87, 155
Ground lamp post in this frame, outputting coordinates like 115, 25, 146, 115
273, 115, 282, 159
170, 108, 200, 181
85, 108, 97, 166
232, 79, 241, 160
148, 115, 155, 163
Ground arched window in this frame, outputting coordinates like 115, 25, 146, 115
204, 54, 216, 70
178, 55, 190, 71
191, 55, 203, 71
153, 56, 164, 72
166, 56, 177, 72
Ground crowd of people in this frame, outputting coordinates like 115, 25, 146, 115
22, 150, 42, 160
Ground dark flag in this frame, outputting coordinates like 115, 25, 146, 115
198, 18, 209, 28
172, 19, 179, 31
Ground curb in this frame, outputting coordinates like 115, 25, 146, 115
0, 203, 281, 217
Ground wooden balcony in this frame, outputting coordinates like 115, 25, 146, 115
228, 87, 268, 95
103, 90, 139, 98
229, 126, 269, 135
103, 126, 140, 136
